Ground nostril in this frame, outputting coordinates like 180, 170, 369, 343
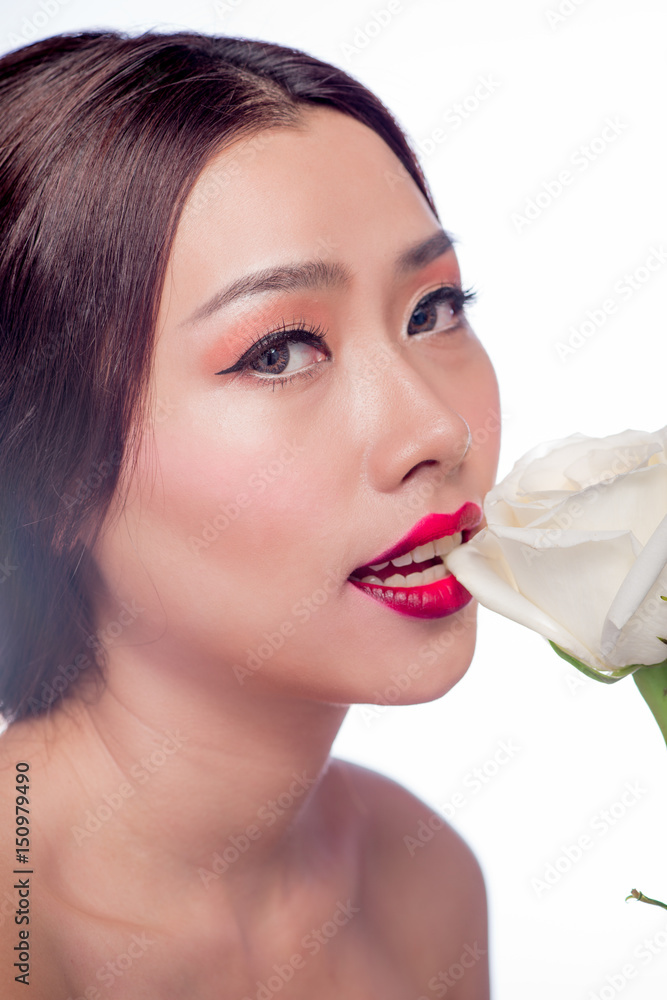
402, 459, 437, 483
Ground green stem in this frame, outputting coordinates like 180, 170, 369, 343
632, 659, 667, 748
626, 888, 667, 910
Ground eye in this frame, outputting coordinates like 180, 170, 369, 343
248, 336, 326, 377
214, 322, 330, 389
407, 285, 476, 337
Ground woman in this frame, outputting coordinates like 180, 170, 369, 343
0, 30, 500, 997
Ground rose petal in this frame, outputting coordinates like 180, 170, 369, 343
606, 569, 667, 667
601, 511, 667, 666
476, 528, 641, 667
445, 531, 591, 662
564, 438, 664, 490
516, 465, 667, 545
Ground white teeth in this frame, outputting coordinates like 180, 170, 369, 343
389, 532, 463, 568
434, 532, 463, 557
357, 532, 464, 581
383, 563, 449, 588
413, 540, 436, 563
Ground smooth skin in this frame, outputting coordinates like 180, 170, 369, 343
0, 106, 500, 997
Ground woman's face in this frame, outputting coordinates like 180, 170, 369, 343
91, 106, 500, 706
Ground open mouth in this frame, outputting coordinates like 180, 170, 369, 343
348, 532, 463, 588
345, 504, 482, 619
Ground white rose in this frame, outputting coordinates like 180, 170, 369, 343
446, 427, 667, 676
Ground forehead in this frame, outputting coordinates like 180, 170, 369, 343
161, 107, 437, 318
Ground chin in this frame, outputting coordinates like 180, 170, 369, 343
357, 601, 479, 708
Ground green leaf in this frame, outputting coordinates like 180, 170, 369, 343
547, 641, 643, 684
632, 661, 667, 747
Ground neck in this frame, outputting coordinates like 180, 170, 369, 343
22, 644, 352, 921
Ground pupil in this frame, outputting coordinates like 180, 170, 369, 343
252, 343, 290, 374
409, 301, 435, 335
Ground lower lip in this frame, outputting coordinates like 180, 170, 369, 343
347, 573, 473, 619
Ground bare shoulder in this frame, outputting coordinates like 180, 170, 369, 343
330, 757, 490, 998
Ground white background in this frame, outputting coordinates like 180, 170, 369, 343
3, 1, 667, 997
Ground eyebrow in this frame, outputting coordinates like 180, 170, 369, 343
182, 227, 454, 327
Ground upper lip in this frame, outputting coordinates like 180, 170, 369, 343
350, 502, 483, 574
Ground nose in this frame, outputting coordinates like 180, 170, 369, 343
363, 355, 473, 494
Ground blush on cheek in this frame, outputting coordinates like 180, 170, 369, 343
142, 416, 316, 571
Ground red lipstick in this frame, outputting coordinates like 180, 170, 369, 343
347, 502, 482, 620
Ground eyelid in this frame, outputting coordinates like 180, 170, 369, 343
213, 320, 327, 376
416, 282, 476, 304
407, 282, 477, 322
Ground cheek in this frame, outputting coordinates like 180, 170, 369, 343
131, 399, 348, 601
106, 423, 315, 653
139, 417, 300, 551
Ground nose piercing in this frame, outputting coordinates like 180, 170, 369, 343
461, 417, 472, 461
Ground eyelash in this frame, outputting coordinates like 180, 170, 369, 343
214, 284, 477, 390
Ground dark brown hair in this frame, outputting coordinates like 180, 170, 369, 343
0, 29, 437, 723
